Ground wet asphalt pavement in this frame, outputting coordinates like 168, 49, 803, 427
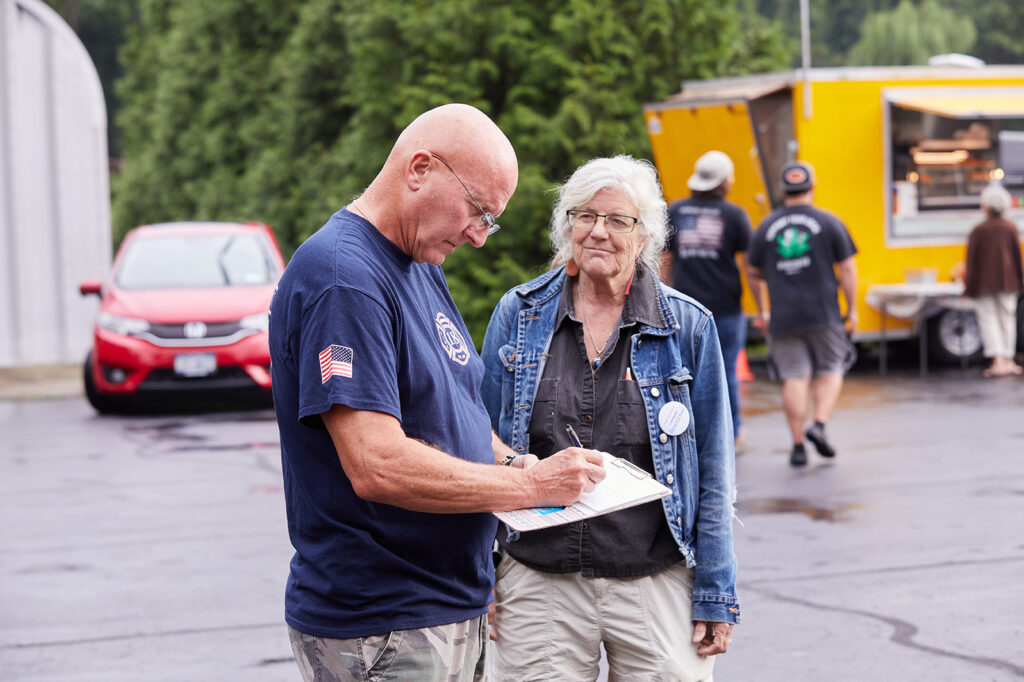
720, 370, 1024, 680
1, 366, 1023, 681
0, 400, 295, 682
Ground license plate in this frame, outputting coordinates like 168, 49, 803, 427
173, 353, 217, 378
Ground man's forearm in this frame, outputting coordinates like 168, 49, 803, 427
838, 259, 858, 314
746, 265, 768, 314
323, 405, 602, 514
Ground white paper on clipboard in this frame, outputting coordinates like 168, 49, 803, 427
494, 452, 671, 532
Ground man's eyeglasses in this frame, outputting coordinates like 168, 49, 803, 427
429, 153, 500, 236
566, 210, 640, 234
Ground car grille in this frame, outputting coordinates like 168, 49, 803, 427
136, 321, 258, 347
149, 321, 241, 339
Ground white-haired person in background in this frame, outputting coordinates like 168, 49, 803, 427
964, 183, 1024, 377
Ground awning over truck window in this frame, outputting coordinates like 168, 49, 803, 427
886, 88, 1024, 119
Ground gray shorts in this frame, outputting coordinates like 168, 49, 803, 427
288, 616, 488, 682
770, 325, 851, 379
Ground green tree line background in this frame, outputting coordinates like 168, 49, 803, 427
45, 0, 1024, 343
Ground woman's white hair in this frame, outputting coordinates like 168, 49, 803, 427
980, 182, 1012, 216
548, 155, 669, 272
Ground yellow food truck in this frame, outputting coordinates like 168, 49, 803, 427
644, 65, 1024, 365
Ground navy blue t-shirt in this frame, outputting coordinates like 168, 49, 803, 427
666, 196, 752, 316
747, 204, 858, 336
269, 208, 497, 639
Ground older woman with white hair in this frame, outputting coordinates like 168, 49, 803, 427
481, 155, 739, 680
965, 183, 1024, 377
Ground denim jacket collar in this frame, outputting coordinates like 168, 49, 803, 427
518, 265, 678, 339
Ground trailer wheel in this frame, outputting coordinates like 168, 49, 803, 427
927, 309, 983, 365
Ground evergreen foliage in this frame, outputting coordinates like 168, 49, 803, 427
945, 0, 1024, 66
112, 0, 790, 343
755, 0, 1018, 68
847, 0, 976, 66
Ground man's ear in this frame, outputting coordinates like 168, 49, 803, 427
407, 150, 432, 190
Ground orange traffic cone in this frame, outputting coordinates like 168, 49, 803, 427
736, 348, 755, 382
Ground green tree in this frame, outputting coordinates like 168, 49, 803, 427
847, 0, 976, 66
113, 0, 791, 343
754, 0, 901, 67
946, 0, 1024, 65
114, 0, 301, 237
758, 0, 1022, 67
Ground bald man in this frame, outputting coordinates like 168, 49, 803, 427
270, 103, 605, 681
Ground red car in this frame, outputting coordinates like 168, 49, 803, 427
79, 221, 286, 413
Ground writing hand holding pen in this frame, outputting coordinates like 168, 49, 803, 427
565, 424, 584, 448
564, 424, 605, 493
521, 426, 605, 505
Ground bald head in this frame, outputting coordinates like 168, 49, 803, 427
354, 103, 519, 264
387, 103, 518, 201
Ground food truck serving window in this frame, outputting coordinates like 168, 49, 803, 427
884, 88, 1024, 243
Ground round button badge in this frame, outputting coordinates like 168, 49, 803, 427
658, 401, 689, 436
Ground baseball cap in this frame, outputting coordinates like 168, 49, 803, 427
687, 151, 734, 192
781, 161, 815, 194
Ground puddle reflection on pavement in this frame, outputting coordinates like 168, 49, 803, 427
737, 497, 861, 522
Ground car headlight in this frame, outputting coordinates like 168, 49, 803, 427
240, 312, 269, 333
97, 312, 151, 336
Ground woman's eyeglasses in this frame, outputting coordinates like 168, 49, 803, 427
566, 210, 639, 233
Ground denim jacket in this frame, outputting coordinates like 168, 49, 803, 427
480, 265, 740, 623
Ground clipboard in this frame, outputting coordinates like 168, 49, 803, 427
494, 451, 672, 532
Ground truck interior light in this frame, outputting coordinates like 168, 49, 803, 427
911, 149, 969, 165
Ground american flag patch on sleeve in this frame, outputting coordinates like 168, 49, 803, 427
319, 344, 353, 382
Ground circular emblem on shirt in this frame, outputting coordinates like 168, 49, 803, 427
658, 401, 690, 436
435, 312, 470, 365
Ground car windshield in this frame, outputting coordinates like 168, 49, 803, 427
116, 231, 279, 289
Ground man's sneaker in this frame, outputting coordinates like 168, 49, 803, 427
789, 444, 807, 467
805, 423, 836, 458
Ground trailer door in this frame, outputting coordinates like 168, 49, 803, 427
644, 82, 792, 225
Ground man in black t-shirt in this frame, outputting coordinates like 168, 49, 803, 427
747, 161, 858, 467
662, 151, 757, 448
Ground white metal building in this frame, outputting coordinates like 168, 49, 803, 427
0, 0, 110, 366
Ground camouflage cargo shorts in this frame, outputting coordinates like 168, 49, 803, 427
288, 615, 489, 682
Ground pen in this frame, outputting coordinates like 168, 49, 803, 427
565, 424, 583, 448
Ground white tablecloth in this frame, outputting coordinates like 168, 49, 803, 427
865, 282, 971, 319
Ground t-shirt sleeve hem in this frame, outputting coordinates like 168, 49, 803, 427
298, 398, 402, 430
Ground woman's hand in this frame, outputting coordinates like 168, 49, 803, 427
692, 620, 733, 655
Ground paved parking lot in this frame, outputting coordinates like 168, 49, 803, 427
0, 398, 295, 682
1, 366, 1023, 680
